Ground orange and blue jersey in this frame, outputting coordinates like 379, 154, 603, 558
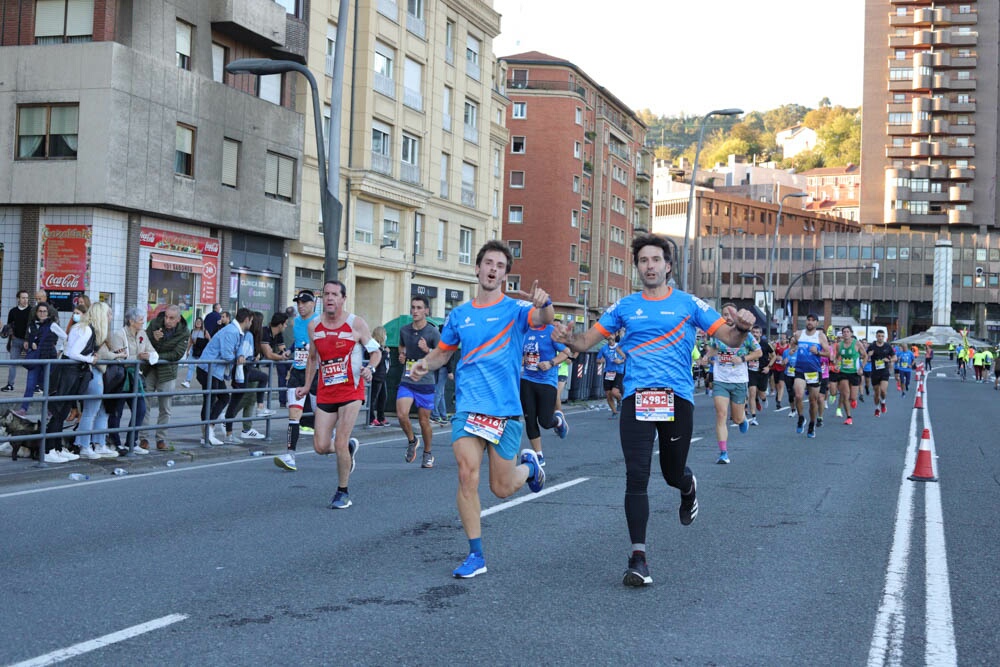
439, 295, 535, 416
595, 289, 725, 403
521, 324, 565, 387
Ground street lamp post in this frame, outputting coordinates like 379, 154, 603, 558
681, 108, 743, 293
227, 3, 349, 281
580, 279, 591, 330
765, 192, 808, 341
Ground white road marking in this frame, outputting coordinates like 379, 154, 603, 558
481, 478, 588, 517
774, 406, 790, 412
9, 614, 188, 667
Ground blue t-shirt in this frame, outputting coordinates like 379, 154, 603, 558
795, 331, 824, 373
596, 289, 725, 403
598, 343, 625, 374
896, 350, 914, 371
291, 311, 320, 371
783, 348, 796, 376
440, 295, 535, 416
521, 324, 565, 387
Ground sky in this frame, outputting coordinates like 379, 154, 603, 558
492, 0, 866, 118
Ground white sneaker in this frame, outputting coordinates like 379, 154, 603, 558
0, 442, 12, 454
256, 408, 275, 417
129, 443, 148, 455
79, 446, 101, 460
61, 449, 80, 461
44, 450, 68, 463
200, 433, 225, 446
241, 428, 265, 439
274, 452, 296, 471
96, 444, 120, 458
225, 432, 243, 444
180, 381, 191, 388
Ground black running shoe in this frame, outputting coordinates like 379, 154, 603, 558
679, 472, 698, 526
623, 551, 652, 587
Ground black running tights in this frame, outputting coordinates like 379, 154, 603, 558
520, 378, 558, 440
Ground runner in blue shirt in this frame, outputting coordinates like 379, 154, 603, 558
410, 241, 553, 579
274, 290, 320, 472
554, 233, 756, 588
598, 334, 627, 417
519, 323, 572, 467
896, 347, 914, 396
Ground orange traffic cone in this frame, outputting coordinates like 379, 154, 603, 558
908, 428, 938, 482
914, 392, 923, 409
916, 381, 924, 394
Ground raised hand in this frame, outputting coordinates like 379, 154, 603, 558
515, 280, 550, 309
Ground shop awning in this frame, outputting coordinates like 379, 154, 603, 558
150, 253, 203, 273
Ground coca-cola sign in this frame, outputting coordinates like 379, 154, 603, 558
40, 224, 91, 294
140, 227, 220, 256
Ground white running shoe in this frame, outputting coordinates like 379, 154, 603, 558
127, 443, 147, 455
225, 432, 243, 444
241, 428, 266, 439
79, 446, 101, 460
44, 450, 68, 463
180, 381, 191, 388
61, 449, 80, 461
274, 452, 297, 471
256, 408, 275, 417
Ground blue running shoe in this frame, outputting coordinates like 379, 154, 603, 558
520, 449, 546, 493
738, 417, 749, 434
717, 451, 730, 464
554, 410, 569, 439
807, 423, 816, 439
452, 552, 487, 579
330, 490, 352, 509
796, 415, 805, 434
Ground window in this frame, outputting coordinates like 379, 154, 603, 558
461, 162, 476, 207
443, 86, 452, 131
569, 278, 576, 296
222, 138, 239, 188
401, 133, 420, 183
371, 120, 391, 174
958, 4, 971, 13
440, 153, 450, 198
895, 50, 906, 60
382, 207, 400, 249
374, 42, 395, 97
609, 257, 625, 275
889, 68, 913, 81
492, 189, 499, 218
512, 102, 526, 119
175, 124, 195, 177
406, 0, 425, 38
355, 200, 374, 244
509, 240, 522, 258
956, 71, 971, 80
464, 99, 478, 130
610, 226, 625, 244
445, 20, 455, 64
274, 0, 300, 16
258, 74, 282, 105
570, 244, 578, 262
492, 148, 501, 178
508, 205, 523, 224
511, 136, 525, 154
466, 34, 481, 80
575, 107, 583, 124
510, 171, 525, 188
414, 212, 424, 255
34, 0, 94, 44
16, 104, 79, 159
211, 43, 227, 83
403, 58, 423, 110
956, 115, 969, 125
264, 151, 295, 202
325, 23, 337, 76
573, 175, 580, 193
506, 274, 520, 292
458, 227, 472, 264
322, 104, 331, 143
175, 20, 193, 70
437, 219, 447, 260
571, 210, 579, 227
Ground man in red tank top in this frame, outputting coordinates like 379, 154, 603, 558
297, 280, 381, 509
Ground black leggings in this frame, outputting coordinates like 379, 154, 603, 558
520, 379, 558, 440
618, 394, 695, 545
369, 378, 387, 421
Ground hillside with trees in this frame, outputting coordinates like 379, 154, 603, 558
637, 99, 861, 171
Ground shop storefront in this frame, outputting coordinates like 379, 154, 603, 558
140, 227, 220, 324
444, 288, 464, 316
228, 232, 284, 319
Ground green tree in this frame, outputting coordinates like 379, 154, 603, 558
762, 104, 809, 134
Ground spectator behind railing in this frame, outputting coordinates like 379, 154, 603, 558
197, 307, 252, 446
42, 300, 98, 463
16, 301, 66, 416
181, 316, 210, 388
105, 307, 155, 454
143, 305, 189, 451
4, 289, 32, 393
224, 310, 271, 443
260, 311, 290, 409
75, 301, 124, 460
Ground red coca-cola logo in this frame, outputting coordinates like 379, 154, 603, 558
44, 274, 82, 289
139, 230, 157, 244
204, 241, 220, 255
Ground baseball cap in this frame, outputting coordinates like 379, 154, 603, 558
806, 312, 819, 320
293, 289, 315, 303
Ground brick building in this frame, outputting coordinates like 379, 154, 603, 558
498, 51, 650, 327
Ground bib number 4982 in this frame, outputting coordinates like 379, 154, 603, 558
635, 388, 674, 422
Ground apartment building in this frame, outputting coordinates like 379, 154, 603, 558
801, 164, 861, 222
498, 51, 650, 328
288, 0, 507, 325
861, 0, 999, 232
0, 0, 307, 324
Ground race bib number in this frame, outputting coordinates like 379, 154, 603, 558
635, 388, 675, 422
604, 371, 617, 381
717, 353, 736, 365
294, 348, 309, 366
875, 360, 886, 370
748, 359, 760, 371
321, 359, 348, 386
786, 366, 796, 376
804, 371, 819, 383
525, 352, 540, 371
463, 413, 507, 445
404, 360, 415, 378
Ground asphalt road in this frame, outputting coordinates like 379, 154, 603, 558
2, 367, 997, 666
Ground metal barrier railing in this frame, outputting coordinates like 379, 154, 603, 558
0, 356, 317, 469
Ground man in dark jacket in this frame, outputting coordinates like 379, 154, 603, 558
143, 305, 190, 450
4, 290, 31, 392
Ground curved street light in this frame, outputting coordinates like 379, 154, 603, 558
681, 108, 743, 292
765, 191, 808, 340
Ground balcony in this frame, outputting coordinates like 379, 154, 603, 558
911, 119, 932, 134
406, 13, 426, 39
949, 167, 974, 180
377, 0, 398, 20
506, 79, 586, 97
887, 184, 911, 199
583, 161, 593, 175
634, 195, 650, 209
442, 113, 451, 133
466, 59, 480, 81
400, 162, 420, 184
374, 73, 395, 98
912, 30, 934, 46
211, 0, 286, 47
949, 32, 978, 46
889, 12, 914, 26
371, 151, 392, 175
461, 186, 475, 208
948, 209, 973, 224
609, 144, 630, 162
952, 100, 975, 112
636, 166, 651, 181
950, 145, 975, 157
886, 208, 910, 224
931, 118, 949, 133
950, 123, 975, 135
910, 141, 931, 157
929, 163, 948, 179
463, 123, 478, 144
886, 146, 911, 158
949, 185, 973, 202
403, 87, 423, 111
